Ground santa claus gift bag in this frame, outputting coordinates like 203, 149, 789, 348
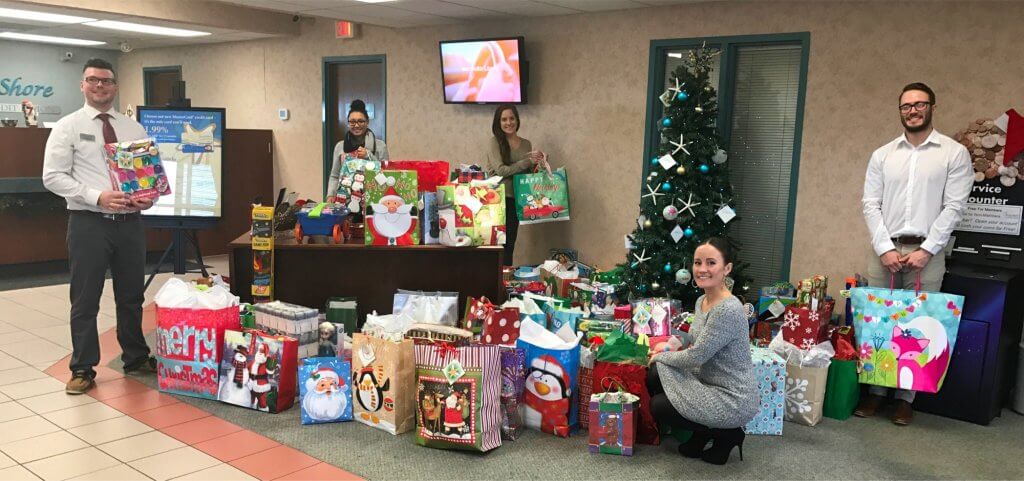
216, 330, 298, 413
299, 357, 352, 425
364, 170, 420, 246
351, 333, 416, 434
515, 318, 583, 437
413, 343, 502, 452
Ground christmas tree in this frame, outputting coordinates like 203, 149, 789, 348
621, 47, 748, 304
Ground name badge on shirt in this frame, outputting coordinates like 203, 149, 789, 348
79, 133, 96, 142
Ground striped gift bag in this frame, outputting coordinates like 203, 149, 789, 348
414, 343, 502, 452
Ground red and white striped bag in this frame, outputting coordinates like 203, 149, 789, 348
413, 343, 502, 452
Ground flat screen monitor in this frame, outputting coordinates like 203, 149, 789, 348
136, 106, 225, 221
440, 36, 526, 104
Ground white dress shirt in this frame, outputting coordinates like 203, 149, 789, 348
862, 129, 973, 256
42, 104, 148, 213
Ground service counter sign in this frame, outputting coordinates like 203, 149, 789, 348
952, 179, 1024, 269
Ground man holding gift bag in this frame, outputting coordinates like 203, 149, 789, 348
859, 82, 972, 425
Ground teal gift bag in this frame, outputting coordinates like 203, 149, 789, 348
850, 281, 963, 394
513, 167, 571, 224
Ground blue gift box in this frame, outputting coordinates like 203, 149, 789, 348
744, 346, 785, 436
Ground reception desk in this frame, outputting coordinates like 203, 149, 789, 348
228, 233, 506, 323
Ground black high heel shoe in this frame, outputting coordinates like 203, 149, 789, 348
700, 428, 745, 465
677, 430, 712, 458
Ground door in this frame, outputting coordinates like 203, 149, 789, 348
144, 66, 182, 107
322, 55, 386, 198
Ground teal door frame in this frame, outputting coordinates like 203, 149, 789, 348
641, 32, 810, 281
321, 54, 386, 198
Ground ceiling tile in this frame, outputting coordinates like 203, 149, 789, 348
443, 0, 579, 16
388, 0, 505, 19
538, 0, 646, 12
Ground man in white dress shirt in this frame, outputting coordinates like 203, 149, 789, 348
855, 82, 973, 425
42, 58, 158, 395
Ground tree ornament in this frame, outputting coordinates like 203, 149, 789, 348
712, 149, 728, 164
651, 157, 659, 166
651, 282, 660, 291
699, 164, 710, 174
670, 134, 692, 156
684, 227, 694, 237
661, 182, 671, 192
663, 263, 673, 273
662, 204, 679, 221
662, 118, 672, 128
676, 192, 701, 217
643, 219, 653, 228
675, 268, 692, 284
642, 183, 665, 203
676, 166, 686, 175
677, 91, 688, 101
704, 86, 713, 92
695, 106, 703, 113
650, 171, 659, 177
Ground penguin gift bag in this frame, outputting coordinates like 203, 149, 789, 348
516, 318, 583, 437
413, 343, 502, 452
351, 333, 416, 435
299, 357, 352, 425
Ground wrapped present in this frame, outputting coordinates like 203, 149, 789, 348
421, 192, 440, 245
750, 321, 774, 347
578, 319, 624, 347
325, 297, 358, 344
404, 323, 473, 346
760, 282, 796, 298
414, 342, 502, 452
757, 294, 797, 321
462, 296, 495, 336
577, 348, 595, 429
481, 308, 522, 346
842, 275, 867, 326
436, 182, 506, 246
781, 300, 835, 350
394, 290, 459, 326
593, 362, 659, 445
154, 279, 241, 400
538, 260, 579, 299
514, 266, 540, 281
516, 319, 583, 437
499, 347, 526, 440
299, 357, 352, 424
744, 346, 786, 436
851, 284, 963, 393
504, 280, 548, 297
383, 160, 450, 194
823, 359, 860, 420
217, 330, 298, 413
104, 138, 170, 202
455, 164, 485, 183
365, 170, 420, 246
542, 303, 585, 335
334, 155, 380, 214
627, 298, 679, 337
591, 267, 624, 285
513, 167, 571, 224
829, 325, 857, 361
588, 389, 639, 456
352, 333, 417, 434
251, 301, 319, 359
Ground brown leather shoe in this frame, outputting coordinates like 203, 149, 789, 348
853, 394, 884, 418
65, 371, 95, 395
892, 400, 914, 426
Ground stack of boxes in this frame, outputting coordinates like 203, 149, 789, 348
251, 301, 320, 359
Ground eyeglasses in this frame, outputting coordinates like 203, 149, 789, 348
899, 101, 931, 113
84, 76, 117, 86
347, 119, 367, 126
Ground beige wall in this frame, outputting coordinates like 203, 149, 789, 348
117, 1, 1024, 299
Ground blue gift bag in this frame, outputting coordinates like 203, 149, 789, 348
516, 319, 582, 437
299, 357, 352, 424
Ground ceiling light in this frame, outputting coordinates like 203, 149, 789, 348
85, 20, 210, 37
0, 7, 96, 24
0, 31, 105, 46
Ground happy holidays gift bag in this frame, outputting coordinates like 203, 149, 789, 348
499, 347, 527, 440
850, 280, 963, 393
154, 279, 241, 400
299, 357, 352, 425
588, 387, 640, 456
516, 318, 583, 437
743, 346, 786, 436
513, 167, 571, 224
217, 330, 298, 413
414, 343, 502, 452
352, 333, 416, 434
364, 170, 420, 246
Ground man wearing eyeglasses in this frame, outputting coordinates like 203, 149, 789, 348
42, 58, 158, 395
857, 82, 973, 425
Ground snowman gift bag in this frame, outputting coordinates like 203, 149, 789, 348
351, 333, 416, 434
516, 318, 583, 437
413, 343, 502, 452
299, 357, 352, 425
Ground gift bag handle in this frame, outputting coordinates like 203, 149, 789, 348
599, 376, 628, 394
888, 272, 922, 295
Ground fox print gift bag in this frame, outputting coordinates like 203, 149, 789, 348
850, 281, 963, 394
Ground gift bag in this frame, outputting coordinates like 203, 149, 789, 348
217, 330, 298, 413
394, 290, 459, 326
436, 182, 506, 246
823, 360, 860, 420
364, 170, 420, 246
744, 347, 786, 436
592, 362, 659, 445
850, 283, 963, 393
414, 343, 502, 452
299, 357, 352, 424
383, 160, 450, 194
783, 361, 828, 426
538, 259, 579, 298
420, 192, 440, 245
513, 167, 571, 224
499, 347, 526, 440
516, 318, 582, 437
578, 319, 625, 347
577, 348, 595, 429
335, 155, 381, 214
594, 330, 649, 366
481, 308, 522, 346
588, 389, 639, 456
463, 296, 495, 335
780, 300, 835, 350
542, 303, 585, 336
325, 297, 358, 339
352, 333, 416, 434
502, 297, 546, 329
628, 298, 679, 337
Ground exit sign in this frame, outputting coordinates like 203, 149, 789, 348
335, 21, 356, 39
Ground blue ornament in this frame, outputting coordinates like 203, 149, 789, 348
699, 164, 710, 174
661, 118, 672, 127
663, 263, 673, 273
676, 91, 688, 101
661, 182, 671, 192
684, 227, 694, 237
651, 157, 659, 166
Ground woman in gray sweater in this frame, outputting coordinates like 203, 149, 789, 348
647, 237, 757, 465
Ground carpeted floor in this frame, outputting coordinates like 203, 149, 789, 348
123, 347, 1024, 480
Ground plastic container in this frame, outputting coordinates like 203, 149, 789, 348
295, 203, 349, 244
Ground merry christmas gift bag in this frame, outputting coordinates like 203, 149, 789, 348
513, 167, 571, 224
414, 343, 502, 452
516, 318, 583, 437
351, 333, 416, 434
299, 357, 352, 425
850, 284, 963, 393
364, 170, 420, 246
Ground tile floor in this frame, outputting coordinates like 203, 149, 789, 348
0, 255, 361, 481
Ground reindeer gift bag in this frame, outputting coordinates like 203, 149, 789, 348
850, 280, 963, 393
351, 333, 417, 434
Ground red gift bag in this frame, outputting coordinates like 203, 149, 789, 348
383, 160, 450, 194
156, 305, 240, 400
247, 330, 298, 413
781, 300, 835, 349
463, 296, 495, 336
592, 361, 659, 445
481, 308, 521, 346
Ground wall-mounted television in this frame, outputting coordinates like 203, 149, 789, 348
440, 36, 526, 104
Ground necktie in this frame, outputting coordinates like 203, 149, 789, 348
96, 113, 118, 144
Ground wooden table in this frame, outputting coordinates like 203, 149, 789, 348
228, 233, 505, 324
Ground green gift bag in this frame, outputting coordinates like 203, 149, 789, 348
325, 297, 358, 336
823, 359, 860, 420
513, 167, 571, 224
594, 331, 649, 365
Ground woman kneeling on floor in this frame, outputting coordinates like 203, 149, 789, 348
647, 237, 758, 465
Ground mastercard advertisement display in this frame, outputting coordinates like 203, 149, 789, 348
440, 37, 526, 104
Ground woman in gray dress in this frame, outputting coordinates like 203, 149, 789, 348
647, 237, 757, 465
